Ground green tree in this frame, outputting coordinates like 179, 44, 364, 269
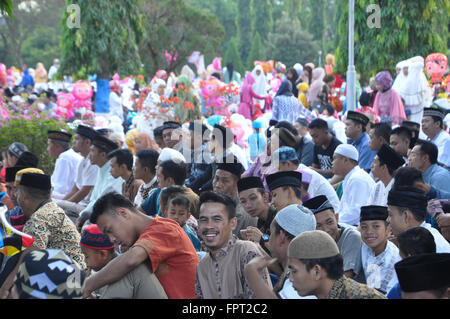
0, 0, 13, 19
266, 12, 320, 68
247, 32, 265, 69
251, 0, 273, 42
335, 0, 449, 79
21, 26, 62, 69
236, 0, 254, 66
224, 37, 245, 75
139, 0, 224, 76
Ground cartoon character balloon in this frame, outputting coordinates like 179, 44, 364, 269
56, 92, 75, 119
72, 80, 93, 110
425, 53, 448, 84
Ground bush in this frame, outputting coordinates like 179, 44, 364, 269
0, 105, 74, 175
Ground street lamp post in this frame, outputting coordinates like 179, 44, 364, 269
346, 0, 356, 112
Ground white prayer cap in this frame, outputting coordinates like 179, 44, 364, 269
334, 144, 359, 162
275, 204, 316, 238
158, 148, 186, 164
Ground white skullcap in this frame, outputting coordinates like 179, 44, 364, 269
275, 204, 316, 238
334, 144, 359, 162
158, 148, 186, 164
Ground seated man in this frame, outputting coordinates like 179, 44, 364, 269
83, 192, 199, 299
390, 126, 412, 164
133, 149, 160, 206
108, 149, 143, 203
287, 230, 386, 299
332, 144, 375, 226
80, 224, 167, 299
195, 191, 270, 299
422, 107, 450, 168
368, 123, 392, 153
303, 195, 363, 281
266, 171, 304, 212
47, 130, 83, 199
16, 169, 86, 269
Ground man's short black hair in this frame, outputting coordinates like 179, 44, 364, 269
308, 118, 329, 131
391, 126, 412, 142
378, 157, 396, 177
415, 140, 439, 165
168, 195, 192, 214
136, 149, 159, 174
160, 185, 187, 210
108, 149, 134, 171
397, 227, 436, 257
300, 255, 344, 280
372, 123, 392, 144
199, 191, 236, 220
159, 160, 187, 186
393, 167, 424, 187
282, 185, 302, 200
154, 126, 165, 138
91, 192, 136, 224
275, 121, 299, 136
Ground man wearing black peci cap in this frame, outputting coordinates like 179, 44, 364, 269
161, 121, 183, 151
387, 186, 450, 253
15, 170, 86, 269
395, 253, 450, 299
369, 144, 405, 206
76, 134, 124, 231
47, 130, 83, 200
212, 158, 258, 239
266, 171, 304, 212
422, 107, 450, 168
53, 125, 100, 220
345, 111, 377, 171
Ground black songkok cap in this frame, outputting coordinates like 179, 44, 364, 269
360, 205, 388, 222
395, 253, 450, 293
76, 125, 98, 141
237, 176, 265, 193
5, 166, 27, 183
19, 173, 52, 191
387, 186, 428, 211
377, 144, 405, 171
92, 135, 119, 153
303, 195, 334, 214
266, 171, 302, 192
47, 130, 72, 143
401, 120, 420, 133
217, 157, 244, 178
423, 107, 444, 120
347, 110, 370, 126
16, 152, 39, 168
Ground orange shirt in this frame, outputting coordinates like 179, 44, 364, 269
133, 216, 199, 299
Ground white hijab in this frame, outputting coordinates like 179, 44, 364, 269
251, 64, 268, 96
392, 60, 409, 93
398, 56, 432, 107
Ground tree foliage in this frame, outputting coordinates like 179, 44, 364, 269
236, 0, 254, 66
335, 0, 449, 79
247, 32, 265, 69
266, 12, 320, 68
224, 37, 245, 75
251, 0, 273, 42
60, 0, 144, 79
139, 0, 224, 76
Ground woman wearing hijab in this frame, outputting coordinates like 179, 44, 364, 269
252, 64, 268, 108
134, 132, 160, 154
271, 80, 314, 124
373, 71, 406, 125
307, 67, 326, 109
239, 72, 266, 120
286, 67, 300, 98
224, 62, 241, 85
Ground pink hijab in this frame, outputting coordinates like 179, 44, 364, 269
373, 71, 406, 125
307, 67, 325, 104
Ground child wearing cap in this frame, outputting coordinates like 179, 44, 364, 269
80, 224, 167, 299
359, 205, 401, 295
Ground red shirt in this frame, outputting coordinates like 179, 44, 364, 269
133, 216, 199, 299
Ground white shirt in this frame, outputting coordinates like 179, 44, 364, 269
420, 222, 450, 253
361, 240, 401, 294
337, 166, 376, 226
368, 178, 394, 207
80, 160, 124, 218
298, 164, 340, 211
278, 277, 317, 299
134, 176, 158, 206
51, 148, 83, 199
109, 91, 124, 122
229, 143, 249, 170
430, 130, 450, 168
75, 156, 99, 206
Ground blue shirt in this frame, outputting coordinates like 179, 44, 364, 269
348, 133, 377, 170
387, 283, 402, 299
183, 224, 202, 252
141, 187, 161, 216
423, 164, 450, 194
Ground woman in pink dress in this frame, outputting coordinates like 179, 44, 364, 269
373, 71, 406, 125
239, 72, 266, 120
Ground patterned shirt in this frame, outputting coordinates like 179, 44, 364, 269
328, 276, 387, 299
23, 201, 86, 269
195, 235, 269, 299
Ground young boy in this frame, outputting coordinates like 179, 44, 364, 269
80, 224, 167, 299
166, 195, 202, 252
359, 205, 401, 295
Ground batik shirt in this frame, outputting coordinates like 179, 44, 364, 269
195, 235, 269, 299
361, 240, 401, 294
328, 276, 387, 299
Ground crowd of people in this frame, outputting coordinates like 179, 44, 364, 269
0, 52, 450, 300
